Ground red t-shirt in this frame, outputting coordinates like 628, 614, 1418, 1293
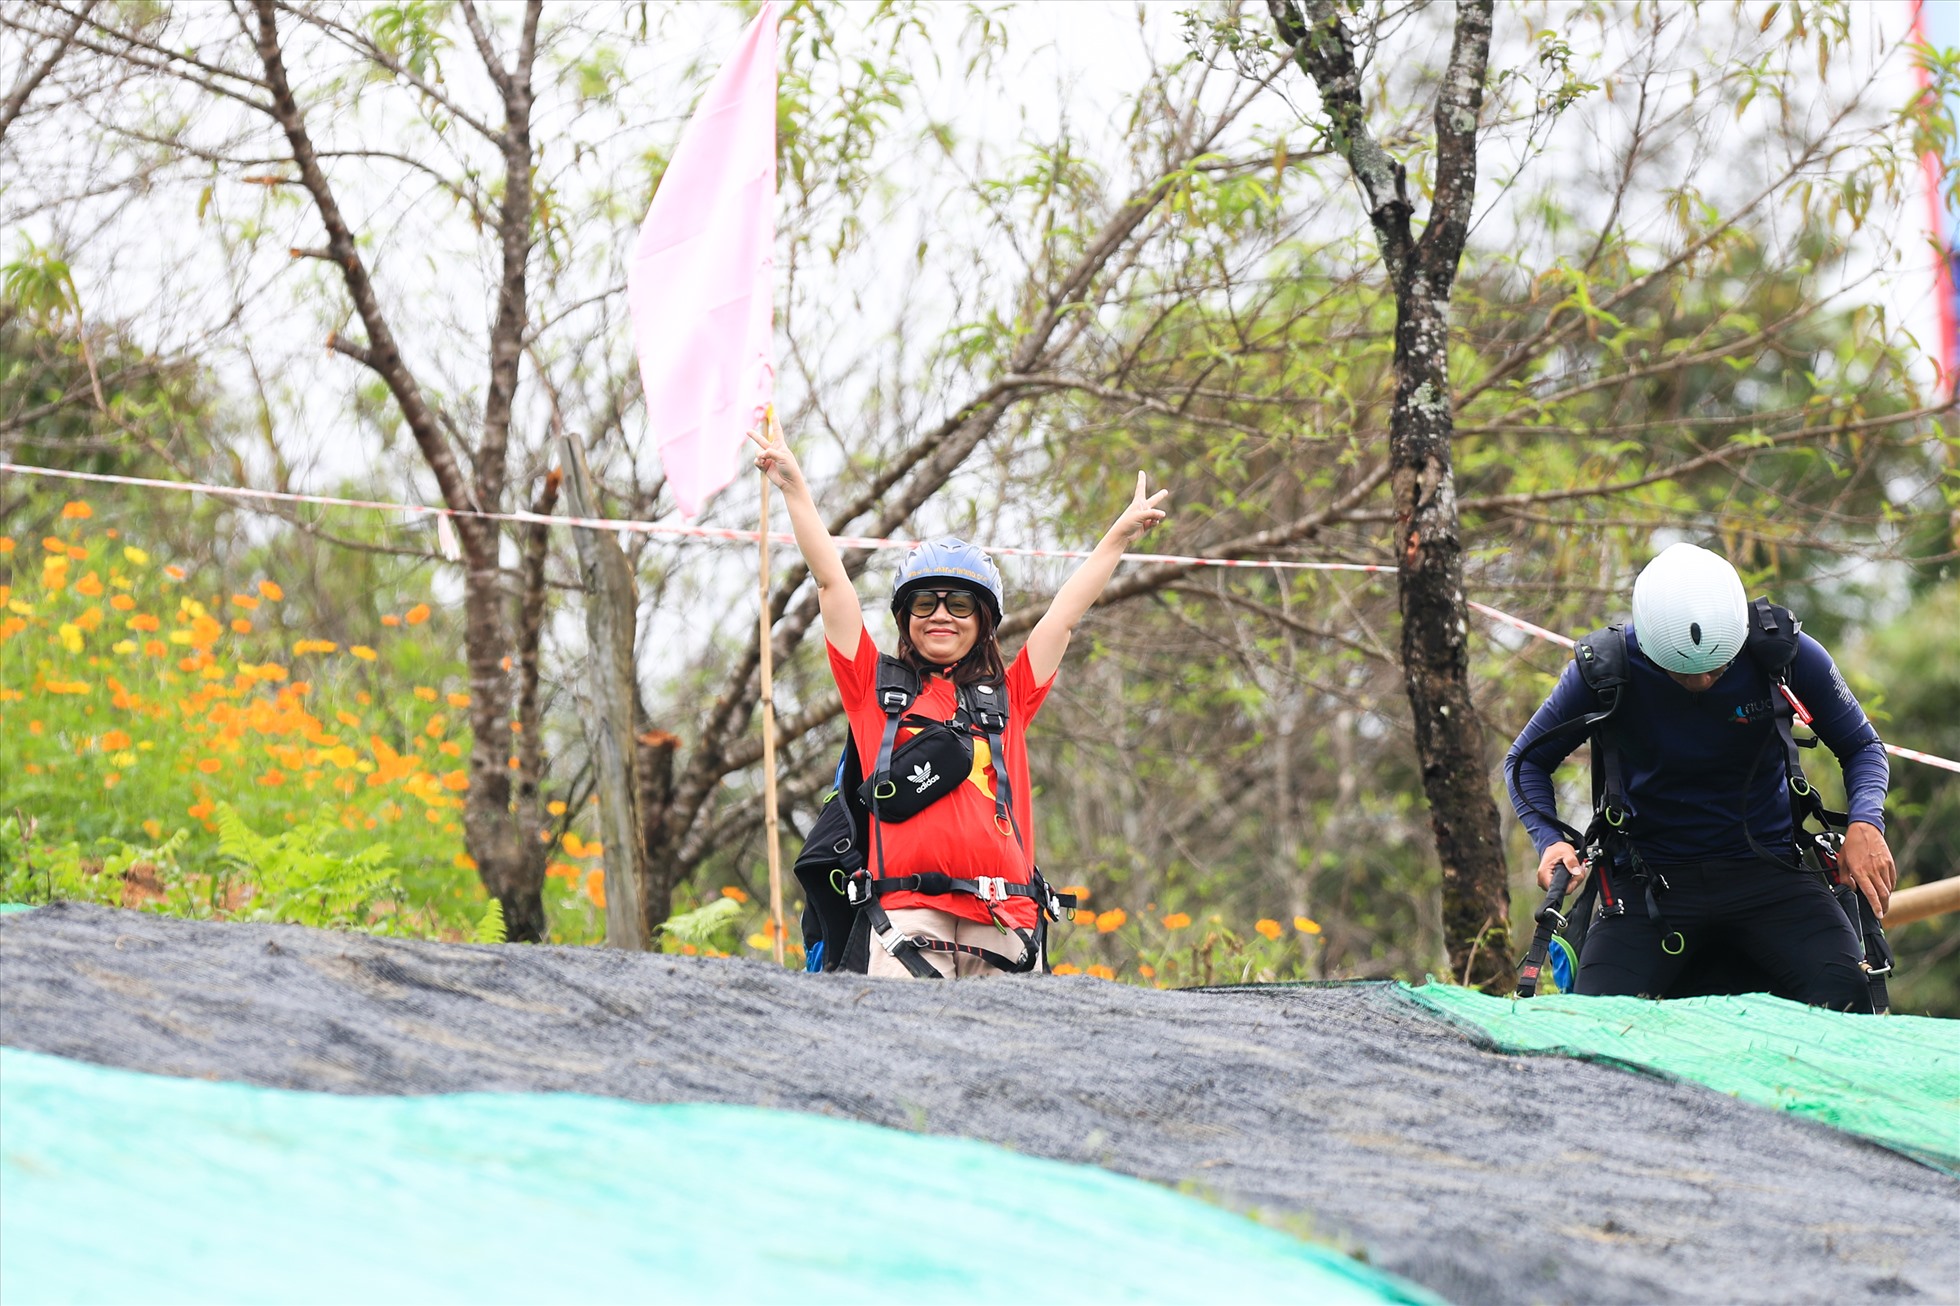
827, 634, 1054, 929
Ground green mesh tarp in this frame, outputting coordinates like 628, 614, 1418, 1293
0, 1048, 1437, 1306
1399, 984, 1960, 1173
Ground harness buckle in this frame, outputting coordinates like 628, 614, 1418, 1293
876, 927, 918, 957
879, 689, 910, 711
974, 876, 1009, 903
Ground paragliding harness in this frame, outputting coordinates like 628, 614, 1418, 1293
791, 655, 1077, 977
1513, 599, 1893, 1012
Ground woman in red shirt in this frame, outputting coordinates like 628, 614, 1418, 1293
755, 422, 1169, 978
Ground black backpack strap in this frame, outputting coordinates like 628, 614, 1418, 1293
1573, 625, 1634, 832
958, 677, 1024, 859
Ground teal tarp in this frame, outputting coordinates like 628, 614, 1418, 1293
1400, 984, 1960, 1173
0, 1048, 1437, 1305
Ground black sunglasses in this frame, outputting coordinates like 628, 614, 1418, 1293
906, 589, 979, 619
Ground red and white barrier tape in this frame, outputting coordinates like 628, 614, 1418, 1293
6, 460, 1955, 774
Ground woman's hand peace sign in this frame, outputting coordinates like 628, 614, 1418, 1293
1108, 471, 1171, 547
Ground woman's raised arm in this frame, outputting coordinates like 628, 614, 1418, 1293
754, 418, 863, 658
1024, 471, 1170, 683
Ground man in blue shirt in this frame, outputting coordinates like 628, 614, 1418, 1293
1505, 544, 1895, 1010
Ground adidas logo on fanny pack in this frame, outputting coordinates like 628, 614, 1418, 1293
908, 762, 937, 792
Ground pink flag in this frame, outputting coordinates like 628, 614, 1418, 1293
629, 3, 778, 518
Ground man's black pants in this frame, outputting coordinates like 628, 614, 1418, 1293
1575, 856, 1870, 1012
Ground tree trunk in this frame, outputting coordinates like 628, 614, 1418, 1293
1273, 0, 1511, 989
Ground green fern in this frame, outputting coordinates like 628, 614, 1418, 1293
656, 897, 743, 951
473, 898, 507, 945
214, 803, 405, 932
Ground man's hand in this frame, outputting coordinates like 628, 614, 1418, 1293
1537, 841, 1588, 894
1840, 821, 1895, 918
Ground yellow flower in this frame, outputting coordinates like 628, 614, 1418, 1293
546, 800, 567, 816
123, 546, 149, 565
1294, 916, 1322, 935
350, 645, 378, 661
57, 622, 83, 653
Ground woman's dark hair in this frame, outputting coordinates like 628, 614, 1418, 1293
895, 588, 1005, 688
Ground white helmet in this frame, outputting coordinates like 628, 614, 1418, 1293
1631, 543, 1748, 674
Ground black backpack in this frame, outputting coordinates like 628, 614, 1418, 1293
792, 654, 1076, 977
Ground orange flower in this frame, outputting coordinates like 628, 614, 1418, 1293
187, 800, 214, 820
413, 686, 437, 702
142, 818, 164, 841
231, 618, 253, 634
546, 800, 567, 816
258, 580, 283, 601
42, 536, 65, 553
164, 565, 186, 580
230, 594, 260, 610
424, 716, 446, 738
1060, 884, 1089, 903
143, 639, 165, 657
1086, 964, 1116, 981
110, 594, 135, 611
453, 852, 478, 871
100, 729, 132, 751
102, 772, 121, 789
404, 603, 431, 625
720, 885, 750, 903
562, 832, 588, 857
0, 536, 13, 553
1294, 916, 1322, 936
546, 862, 580, 881
1161, 911, 1191, 929
1095, 908, 1128, 934
129, 614, 160, 632
1137, 964, 1157, 979
258, 769, 286, 787
446, 692, 470, 708
1050, 963, 1082, 976
381, 614, 400, 627
75, 572, 104, 597
336, 710, 360, 728
585, 869, 607, 909
1255, 918, 1283, 941
196, 758, 223, 774
61, 500, 92, 519
350, 645, 377, 661
440, 770, 468, 791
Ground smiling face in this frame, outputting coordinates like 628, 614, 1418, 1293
904, 588, 981, 667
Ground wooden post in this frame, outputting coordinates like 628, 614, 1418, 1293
558, 432, 649, 950
758, 469, 787, 965
1887, 875, 1960, 928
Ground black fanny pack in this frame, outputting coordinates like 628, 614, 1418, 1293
860, 714, 972, 821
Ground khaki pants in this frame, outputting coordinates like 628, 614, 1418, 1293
865, 906, 1040, 979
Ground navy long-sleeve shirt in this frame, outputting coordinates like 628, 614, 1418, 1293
1505, 623, 1887, 864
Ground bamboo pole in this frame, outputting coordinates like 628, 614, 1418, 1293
1886, 874, 1960, 929
758, 468, 786, 965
